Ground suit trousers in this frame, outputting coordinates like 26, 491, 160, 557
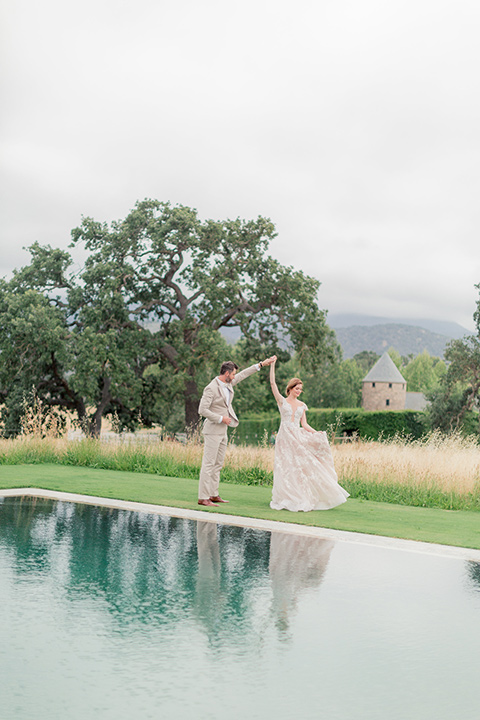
198, 432, 228, 499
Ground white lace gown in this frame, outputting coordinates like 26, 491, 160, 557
270, 399, 350, 512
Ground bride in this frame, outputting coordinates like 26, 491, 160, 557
269, 357, 349, 512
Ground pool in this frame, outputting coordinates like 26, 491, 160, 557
1, 494, 480, 720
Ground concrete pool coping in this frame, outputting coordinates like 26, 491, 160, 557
2, 487, 480, 563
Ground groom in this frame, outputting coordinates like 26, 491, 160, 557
197, 357, 276, 506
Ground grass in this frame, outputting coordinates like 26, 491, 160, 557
2, 431, 480, 511
2, 463, 480, 551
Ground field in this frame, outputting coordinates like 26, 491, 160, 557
1, 430, 480, 512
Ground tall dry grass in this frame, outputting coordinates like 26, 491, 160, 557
333, 430, 480, 495
0, 433, 275, 485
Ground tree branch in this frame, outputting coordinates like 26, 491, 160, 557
158, 344, 180, 368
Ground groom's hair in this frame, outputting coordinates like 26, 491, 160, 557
220, 361, 239, 375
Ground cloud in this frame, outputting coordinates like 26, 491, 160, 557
1, 0, 480, 331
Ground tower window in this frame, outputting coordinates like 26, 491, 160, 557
372, 382, 375, 388
388, 383, 392, 388
386, 399, 390, 406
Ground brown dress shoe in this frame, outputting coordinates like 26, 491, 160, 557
209, 496, 229, 503
198, 499, 217, 507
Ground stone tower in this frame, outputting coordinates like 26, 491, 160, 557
361, 352, 407, 411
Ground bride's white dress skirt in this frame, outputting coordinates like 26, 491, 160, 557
270, 400, 349, 512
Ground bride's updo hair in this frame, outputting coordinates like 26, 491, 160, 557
286, 378, 303, 396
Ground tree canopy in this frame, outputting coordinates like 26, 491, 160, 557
426, 284, 480, 433
427, 335, 480, 432
0, 200, 337, 436
402, 350, 446, 393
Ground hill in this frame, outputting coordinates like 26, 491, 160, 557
220, 313, 474, 358
328, 313, 472, 339
333, 323, 453, 358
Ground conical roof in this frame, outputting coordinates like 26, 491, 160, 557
362, 352, 406, 383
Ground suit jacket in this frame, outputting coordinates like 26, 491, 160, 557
198, 364, 259, 435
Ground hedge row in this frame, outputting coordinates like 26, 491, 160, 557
230, 408, 429, 444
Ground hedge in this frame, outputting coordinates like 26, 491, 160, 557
230, 408, 429, 444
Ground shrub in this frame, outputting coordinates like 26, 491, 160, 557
233, 408, 429, 444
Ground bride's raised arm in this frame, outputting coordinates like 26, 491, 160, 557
269, 357, 284, 405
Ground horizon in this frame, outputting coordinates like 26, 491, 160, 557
327, 313, 474, 335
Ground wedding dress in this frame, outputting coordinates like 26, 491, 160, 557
270, 399, 349, 511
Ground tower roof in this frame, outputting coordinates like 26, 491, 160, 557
362, 352, 406, 383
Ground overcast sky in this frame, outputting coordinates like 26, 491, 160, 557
2, 0, 480, 331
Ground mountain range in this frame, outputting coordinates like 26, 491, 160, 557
328, 314, 472, 338
328, 314, 473, 359
219, 313, 474, 359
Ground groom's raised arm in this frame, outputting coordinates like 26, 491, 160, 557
232, 356, 276, 386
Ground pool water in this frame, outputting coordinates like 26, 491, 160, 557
1, 496, 480, 720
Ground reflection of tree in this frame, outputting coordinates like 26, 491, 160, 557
0, 497, 200, 627
0, 497, 270, 642
466, 561, 480, 591
0, 496, 72, 570
269, 532, 334, 639
1, 498, 336, 647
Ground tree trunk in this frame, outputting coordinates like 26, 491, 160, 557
454, 385, 478, 432
76, 378, 112, 438
75, 400, 92, 437
90, 409, 103, 438
184, 375, 200, 431
91, 377, 112, 438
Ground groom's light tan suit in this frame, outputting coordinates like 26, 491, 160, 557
198, 364, 259, 499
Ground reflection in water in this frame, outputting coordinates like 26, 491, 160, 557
0, 497, 274, 640
467, 561, 480, 591
0, 496, 199, 628
0, 497, 337, 645
2, 496, 480, 720
195, 522, 223, 635
269, 533, 334, 639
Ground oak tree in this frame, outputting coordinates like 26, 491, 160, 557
0, 200, 337, 435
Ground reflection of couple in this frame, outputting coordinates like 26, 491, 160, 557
195, 521, 334, 637
195, 522, 223, 632
197, 356, 349, 511
269, 531, 334, 636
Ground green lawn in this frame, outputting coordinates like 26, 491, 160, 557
2, 463, 480, 550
